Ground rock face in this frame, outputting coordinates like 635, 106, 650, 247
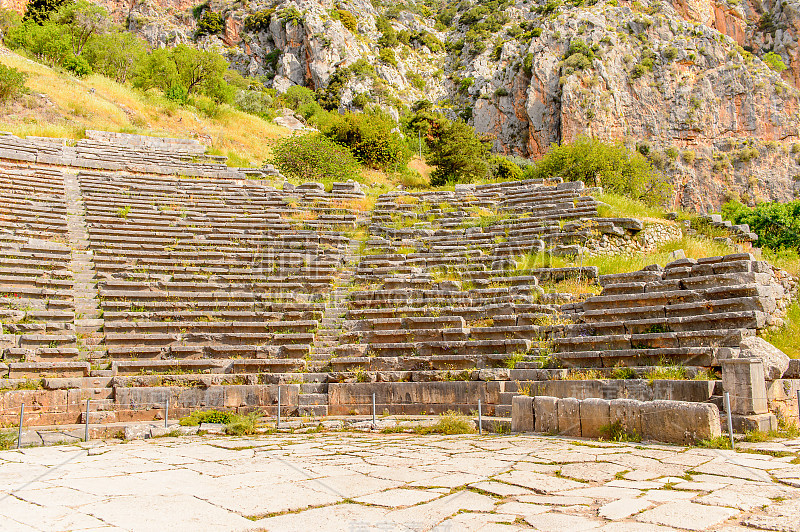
11, 0, 800, 210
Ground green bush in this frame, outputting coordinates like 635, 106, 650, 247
243, 10, 273, 32
272, 132, 361, 184
378, 47, 397, 67
63, 54, 91, 76
491, 156, 522, 181
337, 9, 356, 32
6, 21, 71, 66
763, 51, 787, 73
563, 38, 595, 70
323, 111, 411, 170
179, 409, 235, 426
523, 136, 672, 206
197, 11, 224, 36
0, 63, 27, 102
662, 46, 678, 61
23, 0, 70, 24
722, 200, 800, 251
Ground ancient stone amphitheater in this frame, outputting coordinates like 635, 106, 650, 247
1, 131, 798, 438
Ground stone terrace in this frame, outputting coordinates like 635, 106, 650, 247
1, 432, 799, 531
0, 131, 797, 429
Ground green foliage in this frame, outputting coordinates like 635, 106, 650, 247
225, 412, 261, 435
337, 9, 356, 32
415, 411, 476, 434
610, 364, 637, 379
376, 16, 397, 48
317, 59, 375, 111
563, 38, 595, 70
662, 46, 678, 61
179, 409, 235, 426
0, 63, 27, 103
426, 118, 491, 186
697, 435, 732, 449
196, 11, 224, 37
599, 420, 640, 442
83, 31, 146, 83
6, 21, 71, 66
0, 430, 15, 450
23, 0, 70, 24
378, 47, 397, 67
491, 156, 522, 181
763, 51, 787, 73
63, 53, 91, 76
243, 10, 273, 32
524, 137, 671, 206
323, 111, 411, 170
133, 44, 232, 103
52, 0, 107, 56
722, 200, 800, 251
280, 84, 316, 109
0, 8, 21, 34
272, 132, 361, 183
522, 53, 534, 76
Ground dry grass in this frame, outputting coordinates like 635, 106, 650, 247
0, 49, 289, 167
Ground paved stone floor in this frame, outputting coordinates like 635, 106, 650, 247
2, 432, 800, 531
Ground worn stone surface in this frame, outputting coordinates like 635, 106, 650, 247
2, 432, 799, 531
739, 336, 792, 381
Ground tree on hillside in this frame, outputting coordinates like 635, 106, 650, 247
83, 31, 146, 83
22, 0, 70, 24
53, 0, 108, 56
427, 119, 491, 186
133, 44, 232, 103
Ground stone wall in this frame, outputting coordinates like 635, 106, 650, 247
511, 395, 721, 444
585, 221, 683, 256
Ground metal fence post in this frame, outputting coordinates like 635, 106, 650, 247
478, 399, 482, 435
724, 392, 735, 451
796, 389, 800, 426
84, 399, 91, 442
165, 396, 169, 429
17, 403, 24, 449
372, 393, 376, 426
277, 386, 281, 429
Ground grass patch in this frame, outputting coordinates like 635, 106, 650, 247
644, 364, 688, 382
597, 192, 666, 220
696, 435, 732, 449
599, 420, 641, 442
416, 411, 476, 435
763, 300, 800, 359
0, 430, 16, 450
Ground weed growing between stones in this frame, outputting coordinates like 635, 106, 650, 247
696, 435, 732, 449
178, 409, 262, 436
0, 430, 16, 450
179, 409, 235, 426
598, 420, 641, 442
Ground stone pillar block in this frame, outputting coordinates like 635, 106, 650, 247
640, 400, 721, 445
533, 396, 558, 434
557, 397, 582, 436
511, 395, 535, 433
721, 358, 768, 415
580, 398, 611, 438
609, 398, 642, 439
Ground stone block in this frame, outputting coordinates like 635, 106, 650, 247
533, 396, 558, 434
511, 395, 535, 433
580, 398, 611, 438
721, 358, 768, 415
739, 336, 790, 381
641, 400, 721, 445
609, 398, 642, 438
557, 397, 581, 436
731, 413, 778, 433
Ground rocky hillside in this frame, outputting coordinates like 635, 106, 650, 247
26, 0, 800, 211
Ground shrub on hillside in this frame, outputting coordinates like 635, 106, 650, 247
490, 156, 523, 181
63, 54, 91, 76
763, 51, 787, 73
722, 200, 800, 250
5, 21, 71, 66
83, 31, 146, 83
323, 111, 410, 170
0, 63, 26, 102
196, 11, 224, 37
524, 137, 672, 206
336, 9, 357, 33
22, 0, 70, 24
271, 132, 361, 184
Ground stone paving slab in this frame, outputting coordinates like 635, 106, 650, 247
1, 432, 799, 531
